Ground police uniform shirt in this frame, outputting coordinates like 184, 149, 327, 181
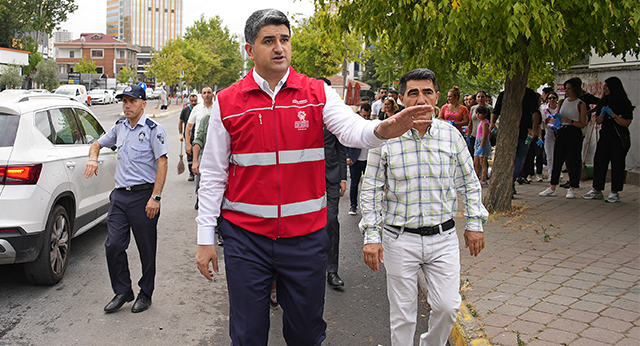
98, 113, 168, 188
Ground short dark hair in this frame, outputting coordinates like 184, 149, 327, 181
542, 87, 554, 95
360, 103, 371, 112
244, 9, 290, 46
379, 87, 388, 92
189, 94, 198, 99
398, 68, 439, 96
360, 95, 371, 102
476, 105, 491, 116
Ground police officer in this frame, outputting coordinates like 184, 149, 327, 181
84, 84, 168, 313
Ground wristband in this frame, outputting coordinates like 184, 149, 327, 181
373, 124, 387, 140
88, 158, 98, 162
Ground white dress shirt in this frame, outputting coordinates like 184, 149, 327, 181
196, 69, 385, 244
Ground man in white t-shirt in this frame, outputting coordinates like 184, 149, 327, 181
371, 86, 388, 118
185, 86, 215, 209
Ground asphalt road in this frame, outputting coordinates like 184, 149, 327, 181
0, 103, 428, 345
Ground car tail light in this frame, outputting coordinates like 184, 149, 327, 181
0, 227, 23, 233
0, 164, 43, 185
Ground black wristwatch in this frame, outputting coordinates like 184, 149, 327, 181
151, 195, 161, 202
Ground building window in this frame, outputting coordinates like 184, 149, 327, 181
91, 49, 104, 58
156, 7, 159, 12
69, 51, 75, 58
120, 50, 125, 59
96, 66, 104, 74
171, 9, 174, 13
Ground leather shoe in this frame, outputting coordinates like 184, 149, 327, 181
131, 291, 152, 313
104, 291, 134, 313
327, 273, 344, 289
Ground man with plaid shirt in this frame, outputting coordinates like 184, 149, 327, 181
360, 68, 488, 346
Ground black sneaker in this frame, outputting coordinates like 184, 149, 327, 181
348, 206, 357, 215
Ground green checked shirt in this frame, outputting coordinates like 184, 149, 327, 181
359, 119, 488, 244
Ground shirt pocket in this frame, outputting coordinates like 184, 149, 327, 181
131, 140, 154, 163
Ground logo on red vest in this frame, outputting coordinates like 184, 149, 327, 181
295, 111, 309, 130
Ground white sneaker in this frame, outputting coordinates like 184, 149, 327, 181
539, 187, 557, 197
566, 189, 575, 199
582, 189, 603, 200
605, 192, 620, 203
535, 174, 544, 182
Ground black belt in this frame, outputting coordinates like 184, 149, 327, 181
117, 183, 154, 191
388, 219, 455, 236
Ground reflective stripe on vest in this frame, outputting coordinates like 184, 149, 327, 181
222, 106, 273, 121
222, 195, 327, 218
231, 148, 324, 167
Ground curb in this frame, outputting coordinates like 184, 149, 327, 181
417, 271, 491, 346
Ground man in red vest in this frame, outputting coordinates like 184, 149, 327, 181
195, 9, 432, 345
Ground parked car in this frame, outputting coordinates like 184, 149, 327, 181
0, 93, 117, 285
28, 89, 51, 94
145, 88, 154, 100
88, 89, 113, 105
54, 84, 88, 106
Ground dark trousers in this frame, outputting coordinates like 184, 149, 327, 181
593, 135, 628, 192
512, 137, 531, 182
468, 136, 476, 158
349, 160, 367, 208
105, 188, 158, 297
520, 135, 545, 177
326, 182, 340, 274
550, 126, 583, 188
221, 220, 329, 346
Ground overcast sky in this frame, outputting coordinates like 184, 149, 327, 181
59, 0, 316, 38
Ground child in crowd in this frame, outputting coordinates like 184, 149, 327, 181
474, 106, 491, 185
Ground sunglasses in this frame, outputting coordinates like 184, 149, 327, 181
547, 97, 557, 100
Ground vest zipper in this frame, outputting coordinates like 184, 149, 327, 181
273, 97, 282, 238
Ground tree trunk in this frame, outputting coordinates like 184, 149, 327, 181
483, 54, 531, 213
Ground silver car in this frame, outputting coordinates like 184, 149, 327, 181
0, 93, 117, 285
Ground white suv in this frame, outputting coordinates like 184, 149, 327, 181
0, 93, 116, 285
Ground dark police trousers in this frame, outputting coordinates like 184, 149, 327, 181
105, 188, 158, 297
220, 219, 329, 346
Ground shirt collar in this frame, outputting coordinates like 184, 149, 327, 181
252, 68, 290, 99
125, 113, 147, 130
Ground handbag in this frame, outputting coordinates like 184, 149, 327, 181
613, 123, 631, 152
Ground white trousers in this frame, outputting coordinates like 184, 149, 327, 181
544, 130, 556, 177
383, 227, 461, 346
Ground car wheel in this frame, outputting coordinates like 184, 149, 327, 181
24, 205, 71, 285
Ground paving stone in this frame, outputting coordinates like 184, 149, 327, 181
615, 338, 640, 346
495, 283, 526, 294
611, 299, 640, 312
557, 261, 590, 270
580, 327, 624, 344
591, 316, 634, 333
590, 285, 628, 296
582, 266, 615, 276
537, 328, 578, 344
520, 310, 558, 324
472, 299, 503, 313
600, 307, 640, 322
617, 266, 639, 276
507, 320, 545, 338
494, 304, 529, 317
580, 293, 617, 305
481, 313, 517, 328
562, 278, 598, 290
529, 281, 562, 291
569, 338, 611, 346
482, 325, 504, 339
601, 278, 636, 289
506, 276, 537, 286
592, 261, 623, 270
491, 331, 519, 345
532, 301, 569, 315
543, 294, 579, 306
483, 271, 514, 281
526, 340, 558, 346
572, 272, 606, 283
548, 267, 579, 277
484, 292, 515, 302
537, 258, 563, 266
505, 296, 541, 308
561, 309, 599, 323
517, 289, 552, 299
471, 278, 499, 288
570, 300, 606, 313
548, 318, 589, 334
539, 274, 571, 284
625, 326, 640, 339
554, 286, 588, 298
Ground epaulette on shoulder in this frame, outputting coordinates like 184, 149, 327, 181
145, 118, 157, 129
115, 117, 126, 124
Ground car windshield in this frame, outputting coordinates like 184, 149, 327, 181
55, 88, 75, 96
0, 114, 20, 147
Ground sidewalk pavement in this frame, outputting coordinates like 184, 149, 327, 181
457, 179, 639, 345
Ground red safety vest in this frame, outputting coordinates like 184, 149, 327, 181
218, 67, 328, 239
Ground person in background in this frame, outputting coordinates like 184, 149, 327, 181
438, 85, 469, 133
371, 87, 388, 118
539, 78, 588, 199
186, 87, 215, 210
160, 86, 168, 111
468, 90, 492, 157
379, 97, 400, 120
360, 95, 371, 107
179, 94, 199, 181
542, 91, 559, 181
517, 92, 545, 184
473, 105, 492, 186
347, 104, 372, 216
389, 88, 404, 111
583, 77, 634, 203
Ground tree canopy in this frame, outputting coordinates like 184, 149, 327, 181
33, 60, 59, 90
117, 67, 137, 84
0, 65, 25, 89
74, 57, 97, 74
0, 0, 78, 48
320, 0, 640, 212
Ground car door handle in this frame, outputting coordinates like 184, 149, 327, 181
65, 161, 77, 169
